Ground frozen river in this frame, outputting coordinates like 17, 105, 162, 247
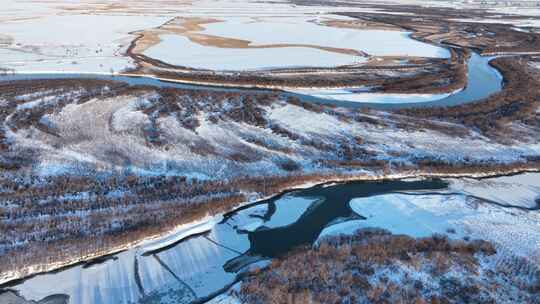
2, 172, 538, 304
291, 52, 503, 108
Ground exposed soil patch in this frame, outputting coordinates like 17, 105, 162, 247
132, 17, 366, 57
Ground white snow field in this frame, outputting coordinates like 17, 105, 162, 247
355, 0, 540, 17
451, 17, 540, 28
0, 9, 168, 73
0, 0, 452, 73
200, 17, 448, 59
449, 173, 540, 209
290, 88, 454, 104
1, 0, 538, 73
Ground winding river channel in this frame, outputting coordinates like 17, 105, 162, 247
0, 52, 502, 109
2, 172, 539, 304
296, 52, 503, 109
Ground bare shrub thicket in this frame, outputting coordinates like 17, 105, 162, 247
238, 229, 540, 304
398, 56, 540, 140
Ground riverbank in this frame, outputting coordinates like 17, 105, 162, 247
0, 49, 499, 110
123, 13, 466, 97
3, 167, 540, 304
1, 164, 538, 287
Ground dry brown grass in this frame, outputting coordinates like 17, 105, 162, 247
237, 229, 540, 304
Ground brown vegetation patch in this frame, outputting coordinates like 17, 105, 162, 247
398, 55, 540, 140
130, 17, 222, 54
238, 229, 539, 304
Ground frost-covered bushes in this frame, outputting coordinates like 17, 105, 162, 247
238, 229, 539, 304
399, 57, 540, 140
0, 171, 346, 278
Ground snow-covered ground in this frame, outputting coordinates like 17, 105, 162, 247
1, 0, 538, 73
290, 88, 454, 104
530, 61, 540, 71
0, 0, 453, 73
451, 17, 540, 28
448, 173, 540, 209
6, 89, 537, 178
200, 17, 449, 59
347, 193, 540, 259
1, 1, 539, 302
230, 195, 320, 232
358, 0, 540, 17
13, 172, 537, 304
0, 10, 168, 73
